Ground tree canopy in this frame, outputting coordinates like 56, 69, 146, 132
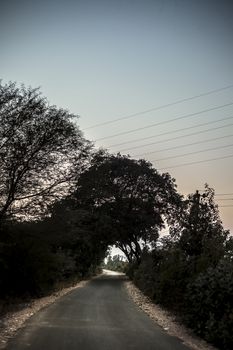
0, 82, 91, 221
73, 152, 181, 262
170, 185, 229, 267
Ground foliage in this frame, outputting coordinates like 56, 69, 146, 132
104, 254, 128, 272
0, 81, 100, 300
185, 258, 233, 350
173, 185, 228, 264
0, 204, 108, 299
0, 82, 90, 221
133, 247, 191, 309
74, 152, 181, 262
0, 222, 62, 297
128, 186, 233, 349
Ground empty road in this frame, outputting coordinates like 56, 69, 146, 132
6, 272, 191, 350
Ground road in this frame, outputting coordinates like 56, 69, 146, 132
6, 272, 191, 350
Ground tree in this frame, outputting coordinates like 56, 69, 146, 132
170, 185, 229, 272
74, 152, 181, 263
0, 82, 91, 221
104, 254, 127, 272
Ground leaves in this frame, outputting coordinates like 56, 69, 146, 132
0, 82, 91, 220
74, 153, 181, 262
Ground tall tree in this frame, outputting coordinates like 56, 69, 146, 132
0, 82, 91, 221
171, 185, 229, 268
74, 152, 181, 262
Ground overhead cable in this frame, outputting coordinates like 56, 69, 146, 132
134, 134, 233, 158
109, 115, 233, 148
151, 143, 233, 162
218, 205, 233, 208
84, 84, 233, 130
217, 198, 233, 200
119, 122, 233, 153
95, 102, 233, 142
215, 193, 233, 196
158, 154, 233, 171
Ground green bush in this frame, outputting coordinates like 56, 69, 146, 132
133, 253, 157, 297
129, 249, 233, 350
184, 258, 233, 350
133, 249, 191, 310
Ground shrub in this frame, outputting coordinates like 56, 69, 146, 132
184, 258, 233, 350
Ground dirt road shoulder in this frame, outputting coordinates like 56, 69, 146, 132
125, 280, 218, 350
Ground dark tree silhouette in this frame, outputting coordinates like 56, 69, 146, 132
74, 152, 181, 262
0, 82, 91, 221
170, 185, 229, 267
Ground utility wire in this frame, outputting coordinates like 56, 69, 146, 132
119, 122, 233, 153
84, 84, 233, 130
152, 143, 233, 162
172, 191, 233, 197
108, 117, 233, 148
109, 115, 233, 148
217, 198, 233, 200
167, 191, 233, 197
134, 134, 233, 158
95, 102, 233, 142
215, 193, 233, 196
158, 154, 233, 171
219, 205, 233, 207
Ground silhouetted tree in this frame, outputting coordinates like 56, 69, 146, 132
129, 184, 233, 349
39, 198, 109, 277
0, 82, 91, 221
74, 152, 181, 262
171, 185, 229, 269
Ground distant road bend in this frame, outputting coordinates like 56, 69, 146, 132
6, 271, 191, 350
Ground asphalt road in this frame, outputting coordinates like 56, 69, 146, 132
6, 272, 191, 350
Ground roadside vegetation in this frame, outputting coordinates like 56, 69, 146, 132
128, 187, 233, 350
0, 82, 105, 308
103, 254, 128, 272
0, 81, 232, 349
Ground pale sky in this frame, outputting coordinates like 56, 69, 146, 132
1, 0, 233, 233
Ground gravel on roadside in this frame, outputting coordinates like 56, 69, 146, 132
0, 273, 219, 350
124, 280, 218, 350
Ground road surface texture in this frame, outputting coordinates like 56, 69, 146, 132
6, 272, 191, 350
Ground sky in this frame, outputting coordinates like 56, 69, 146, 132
1, 0, 233, 239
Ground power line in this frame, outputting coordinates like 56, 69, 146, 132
134, 134, 233, 158
95, 102, 233, 142
175, 192, 233, 197
119, 122, 233, 153
215, 193, 233, 196
109, 115, 233, 148
84, 84, 233, 130
152, 143, 233, 162
219, 205, 233, 208
174, 191, 233, 197
217, 198, 233, 200
158, 154, 233, 171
